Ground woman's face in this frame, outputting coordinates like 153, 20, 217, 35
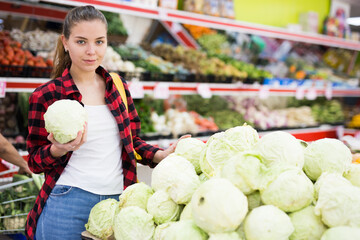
62, 19, 107, 74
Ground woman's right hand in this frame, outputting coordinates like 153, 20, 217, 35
48, 122, 88, 158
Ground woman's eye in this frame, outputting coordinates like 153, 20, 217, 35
96, 40, 104, 45
77, 40, 85, 44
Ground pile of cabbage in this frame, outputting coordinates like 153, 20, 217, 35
85, 124, 360, 240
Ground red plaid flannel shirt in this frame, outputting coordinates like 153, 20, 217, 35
25, 66, 159, 239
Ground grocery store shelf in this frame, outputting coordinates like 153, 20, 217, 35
39, 0, 360, 50
0, 0, 68, 22
3, 78, 360, 97
3, 78, 48, 93
258, 125, 341, 142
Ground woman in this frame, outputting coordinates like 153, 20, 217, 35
25, 5, 185, 240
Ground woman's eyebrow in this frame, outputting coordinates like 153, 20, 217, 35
73, 36, 106, 39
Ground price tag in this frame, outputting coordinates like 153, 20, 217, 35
306, 87, 317, 100
295, 87, 305, 100
153, 82, 170, 99
128, 81, 144, 99
0, 80, 6, 98
325, 84, 333, 100
258, 85, 270, 99
197, 83, 212, 98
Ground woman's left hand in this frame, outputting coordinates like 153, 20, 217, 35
153, 134, 191, 164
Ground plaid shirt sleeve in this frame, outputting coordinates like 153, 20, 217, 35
121, 77, 160, 167
25, 75, 76, 240
27, 89, 70, 173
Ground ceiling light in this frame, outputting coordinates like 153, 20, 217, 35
346, 17, 360, 26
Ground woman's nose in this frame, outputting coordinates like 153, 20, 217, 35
86, 44, 95, 55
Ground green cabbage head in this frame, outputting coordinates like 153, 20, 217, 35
146, 190, 181, 225
221, 152, 265, 195
113, 206, 155, 240
320, 226, 360, 240
344, 163, 360, 187
254, 131, 304, 168
223, 125, 259, 151
314, 172, 352, 200
314, 177, 360, 228
85, 198, 120, 240
200, 125, 259, 178
288, 205, 327, 240
44, 99, 88, 144
161, 220, 208, 240
153, 222, 173, 240
260, 167, 314, 212
244, 205, 294, 240
151, 154, 200, 204
191, 178, 248, 233
303, 138, 352, 181
200, 132, 235, 178
119, 182, 154, 210
175, 137, 206, 174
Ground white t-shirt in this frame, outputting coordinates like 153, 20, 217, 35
56, 105, 124, 194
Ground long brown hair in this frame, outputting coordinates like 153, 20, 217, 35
51, 5, 107, 79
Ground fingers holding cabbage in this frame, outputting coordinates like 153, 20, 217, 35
44, 99, 88, 156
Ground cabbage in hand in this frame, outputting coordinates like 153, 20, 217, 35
44, 99, 88, 144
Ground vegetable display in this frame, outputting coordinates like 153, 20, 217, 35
82, 125, 360, 239
0, 174, 44, 232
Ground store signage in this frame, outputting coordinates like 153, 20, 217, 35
0, 80, 6, 98
128, 81, 144, 99
197, 83, 212, 98
153, 82, 170, 99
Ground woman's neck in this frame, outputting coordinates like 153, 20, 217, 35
70, 68, 97, 84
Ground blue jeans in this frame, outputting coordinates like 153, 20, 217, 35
35, 185, 120, 240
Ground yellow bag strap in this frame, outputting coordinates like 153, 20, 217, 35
110, 72, 128, 111
110, 72, 142, 164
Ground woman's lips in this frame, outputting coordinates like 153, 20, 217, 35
84, 59, 96, 64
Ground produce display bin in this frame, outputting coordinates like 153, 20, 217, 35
0, 65, 27, 78
0, 65, 52, 78
25, 67, 52, 78
0, 172, 39, 238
